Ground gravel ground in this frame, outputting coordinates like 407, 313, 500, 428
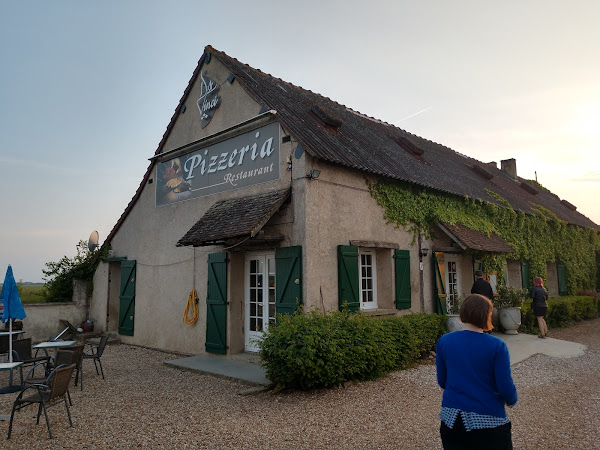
1, 319, 599, 449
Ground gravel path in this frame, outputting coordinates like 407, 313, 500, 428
1, 319, 599, 449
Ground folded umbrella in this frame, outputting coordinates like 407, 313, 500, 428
1, 265, 26, 363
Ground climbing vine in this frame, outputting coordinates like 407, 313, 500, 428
368, 180, 600, 294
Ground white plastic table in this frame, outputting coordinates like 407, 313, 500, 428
32, 340, 78, 367
0, 361, 24, 395
0, 331, 25, 337
33, 340, 78, 350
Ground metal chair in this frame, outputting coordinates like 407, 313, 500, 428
24, 349, 76, 405
83, 334, 108, 380
7, 363, 76, 439
11, 338, 51, 383
68, 344, 85, 390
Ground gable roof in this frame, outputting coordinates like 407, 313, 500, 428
104, 45, 598, 247
207, 46, 597, 231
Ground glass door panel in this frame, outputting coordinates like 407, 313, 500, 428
245, 254, 275, 352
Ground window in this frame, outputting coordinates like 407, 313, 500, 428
445, 257, 460, 313
359, 249, 377, 309
338, 245, 409, 312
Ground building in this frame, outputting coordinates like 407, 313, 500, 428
90, 46, 600, 356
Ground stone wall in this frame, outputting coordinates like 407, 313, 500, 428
17, 279, 90, 343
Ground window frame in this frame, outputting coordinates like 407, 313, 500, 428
358, 248, 378, 310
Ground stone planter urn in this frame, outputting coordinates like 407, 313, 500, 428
498, 307, 522, 334
446, 314, 465, 332
492, 307, 500, 331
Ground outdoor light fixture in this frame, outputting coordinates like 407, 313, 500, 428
306, 169, 321, 180
420, 248, 429, 258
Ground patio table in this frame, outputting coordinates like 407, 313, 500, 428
0, 361, 24, 421
0, 330, 25, 336
33, 340, 78, 372
0, 361, 24, 395
33, 340, 78, 362
33, 340, 78, 350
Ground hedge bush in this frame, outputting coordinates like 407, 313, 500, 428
259, 309, 446, 390
520, 295, 599, 333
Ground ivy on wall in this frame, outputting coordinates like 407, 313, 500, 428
368, 180, 600, 294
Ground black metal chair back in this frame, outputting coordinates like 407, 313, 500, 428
97, 334, 109, 357
7, 363, 76, 439
83, 334, 108, 380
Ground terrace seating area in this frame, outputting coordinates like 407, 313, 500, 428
0, 329, 112, 439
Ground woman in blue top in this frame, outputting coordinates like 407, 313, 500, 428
436, 294, 518, 450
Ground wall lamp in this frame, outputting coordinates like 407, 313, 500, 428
306, 169, 321, 180
419, 248, 429, 258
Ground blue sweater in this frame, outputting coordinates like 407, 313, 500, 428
436, 330, 518, 418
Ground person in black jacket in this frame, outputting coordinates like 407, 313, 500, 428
471, 270, 494, 300
471, 271, 495, 334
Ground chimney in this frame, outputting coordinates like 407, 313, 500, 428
501, 158, 517, 179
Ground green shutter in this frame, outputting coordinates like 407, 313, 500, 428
275, 246, 302, 316
206, 252, 228, 354
394, 249, 411, 310
557, 262, 568, 296
118, 260, 136, 336
338, 245, 359, 312
521, 260, 530, 290
432, 253, 447, 315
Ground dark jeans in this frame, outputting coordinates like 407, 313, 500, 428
440, 414, 513, 450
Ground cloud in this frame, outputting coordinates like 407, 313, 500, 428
570, 172, 600, 183
0, 229, 81, 238
0, 156, 80, 173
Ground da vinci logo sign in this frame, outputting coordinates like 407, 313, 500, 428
197, 72, 221, 128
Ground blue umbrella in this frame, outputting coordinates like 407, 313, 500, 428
1, 265, 26, 363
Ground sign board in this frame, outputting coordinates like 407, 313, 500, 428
156, 122, 280, 206
197, 72, 221, 129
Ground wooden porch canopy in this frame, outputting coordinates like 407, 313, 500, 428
177, 188, 290, 247
437, 222, 514, 253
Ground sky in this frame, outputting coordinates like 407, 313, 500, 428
1, 0, 599, 283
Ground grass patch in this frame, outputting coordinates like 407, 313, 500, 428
1, 284, 47, 304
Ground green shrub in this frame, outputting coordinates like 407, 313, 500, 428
494, 285, 528, 308
259, 309, 446, 390
577, 290, 600, 315
43, 240, 107, 302
520, 295, 599, 333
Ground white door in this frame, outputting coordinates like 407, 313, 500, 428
245, 254, 276, 352
445, 256, 460, 313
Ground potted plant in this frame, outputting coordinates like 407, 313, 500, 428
445, 296, 465, 332
494, 285, 528, 334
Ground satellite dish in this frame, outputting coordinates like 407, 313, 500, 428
88, 230, 100, 252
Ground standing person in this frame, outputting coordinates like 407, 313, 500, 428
471, 270, 494, 334
531, 277, 548, 338
436, 294, 518, 450
471, 270, 493, 300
